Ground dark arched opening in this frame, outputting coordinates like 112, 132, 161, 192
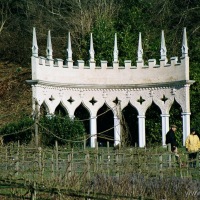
122, 103, 138, 147
97, 103, 114, 147
74, 103, 90, 146
146, 102, 162, 147
55, 103, 68, 116
169, 99, 183, 147
40, 102, 49, 117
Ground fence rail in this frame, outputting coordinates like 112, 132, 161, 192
0, 145, 199, 179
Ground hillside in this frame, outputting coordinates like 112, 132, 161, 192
0, 62, 32, 127
0, 0, 200, 142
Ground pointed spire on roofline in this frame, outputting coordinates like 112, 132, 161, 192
89, 33, 95, 62
137, 32, 143, 62
182, 27, 188, 57
32, 27, 38, 57
46, 30, 53, 59
67, 32, 73, 61
113, 33, 118, 62
160, 30, 167, 60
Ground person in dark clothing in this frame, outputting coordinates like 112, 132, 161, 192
166, 124, 181, 166
166, 124, 178, 152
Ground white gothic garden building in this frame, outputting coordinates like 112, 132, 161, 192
27, 27, 194, 148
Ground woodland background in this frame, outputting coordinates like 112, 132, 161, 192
0, 0, 200, 146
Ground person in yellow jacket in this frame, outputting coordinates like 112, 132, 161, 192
185, 128, 200, 168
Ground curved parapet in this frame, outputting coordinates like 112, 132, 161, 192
31, 28, 191, 87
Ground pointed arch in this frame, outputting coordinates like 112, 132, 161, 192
59, 100, 70, 116
169, 99, 183, 121
145, 101, 162, 146
77, 101, 92, 116
74, 102, 91, 120
74, 103, 90, 145
97, 103, 114, 147
173, 97, 184, 113
122, 102, 139, 146
100, 101, 114, 115
169, 99, 183, 146
40, 101, 50, 117
55, 102, 68, 116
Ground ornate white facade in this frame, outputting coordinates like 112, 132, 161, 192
27, 27, 194, 147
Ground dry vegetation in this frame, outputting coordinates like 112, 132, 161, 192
0, 146, 199, 199
0, 62, 32, 127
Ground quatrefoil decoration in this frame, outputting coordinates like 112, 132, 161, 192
113, 97, 120, 105
161, 95, 168, 103
49, 95, 55, 101
137, 96, 145, 105
67, 96, 74, 104
89, 97, 97, 105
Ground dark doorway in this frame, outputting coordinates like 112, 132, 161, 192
40, 102, 49, 117
122, 103, 138, 147
55, 103, 68, 116
145, 102, 162, 147
97, 103, 114, 147
169, 99, 183, 146
74, 103, 90, 146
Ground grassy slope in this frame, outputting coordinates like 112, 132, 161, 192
0, 62, 32, 127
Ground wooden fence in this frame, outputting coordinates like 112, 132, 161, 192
0, 144, 199, 179
0, 144, 199, 199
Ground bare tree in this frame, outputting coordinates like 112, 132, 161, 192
0, 2, 10, 34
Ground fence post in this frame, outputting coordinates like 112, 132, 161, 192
99, 151, 103, 173
71, 148, 74, 176
38, 147, 42, 171
95, 138, 98, 151
167, 144, 172, 167
85, 152, 90, 180
5, 146, 8, 171
15, 143, 20, 176
22, 145, 25, 172
197, 151, 199, 169
38, 147, 42, 181
94, 150, 98, 172
159, 154, 163, 178
167, 143, 171, 152
172, 154, 177, 176
107, 141, 110, 151
31, 182, 37, 200
185, 153, 189, 176
159, 154, 163, 169
107, 141, 110, 175
55, 140, 59, 173
34, 100, 39, 147
66, 149, 74, 179
83, 135, 86, 150
115, 150, 119, 178
130, 148, 134, 173
51, 153, 54, 178
67, 153, 72, 179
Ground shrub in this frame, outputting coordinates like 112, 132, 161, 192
39, 115, 86, 147
0, 116, 34, 144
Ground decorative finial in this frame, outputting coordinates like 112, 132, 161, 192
182, 27, 188, 57
32, 27, 38, 57
113, 33, 118, 62
160, 30, 167, 60
46, 30, 53, 59
137, 32, 143, 62
67, 32, 73, 61
89, 33, 95, 62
